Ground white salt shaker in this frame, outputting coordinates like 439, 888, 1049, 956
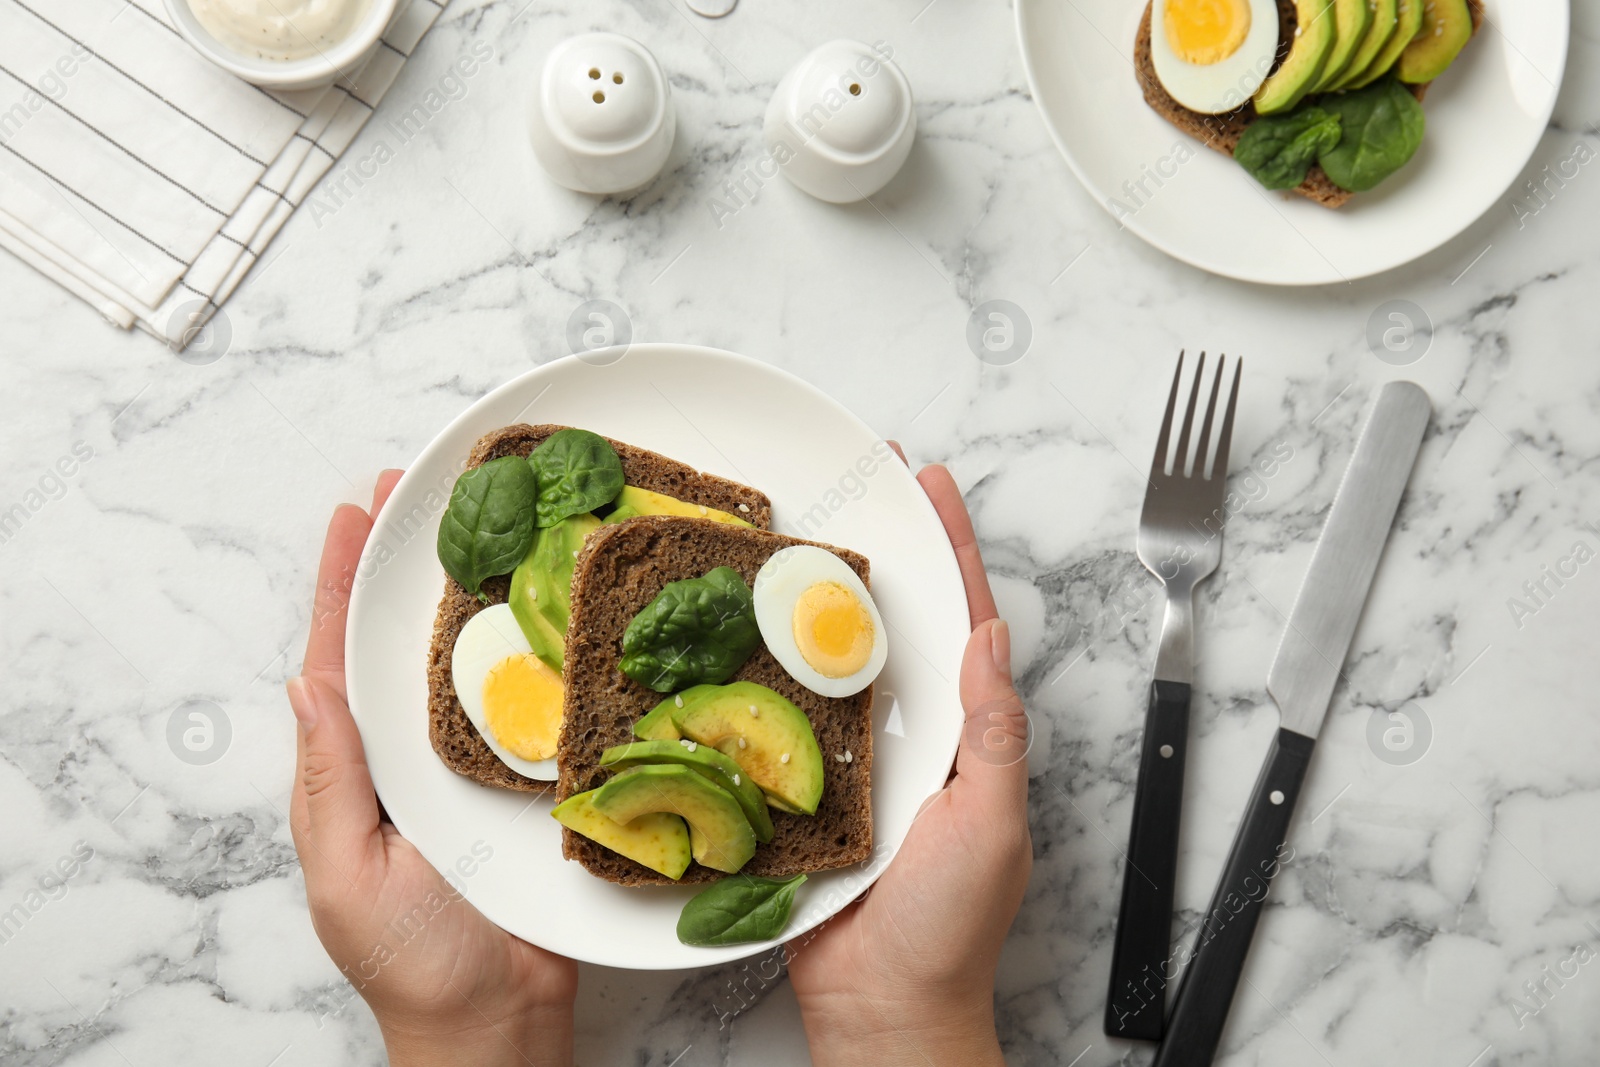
763, 40, 915, 204
527, 33, 675, 196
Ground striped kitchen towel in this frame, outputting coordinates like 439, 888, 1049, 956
0, 0, 445, 348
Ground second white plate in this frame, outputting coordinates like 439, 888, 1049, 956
1016, 0, 1569, 284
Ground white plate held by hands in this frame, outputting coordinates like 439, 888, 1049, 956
345, 344, 969, 969
1016, 0, 1569, 284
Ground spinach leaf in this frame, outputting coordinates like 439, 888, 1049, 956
677, 873, 808, 946
620, 567, 761, 692
1234, 107, 1343, 190
527, 428, 625, 528
1316, 77, 1425, 193
437, 456, 539, 600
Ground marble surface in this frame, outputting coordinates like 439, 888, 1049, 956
3, 0, 1599, 1064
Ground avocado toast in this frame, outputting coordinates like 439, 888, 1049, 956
557, 516, 875, 886
1135, 0, 1485, 206
426, 425, 772, 795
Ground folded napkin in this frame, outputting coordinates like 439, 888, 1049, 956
0, 0, 444, 348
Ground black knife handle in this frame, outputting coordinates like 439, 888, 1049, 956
1104, 679, 1191, 1040
1150, 728, 1315, 1067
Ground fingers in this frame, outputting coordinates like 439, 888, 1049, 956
916, 465, 998, 629
302, 503, 374, 699
886, 440, 908, 465
288, 674, 380, 886
955, 619, 1030, 799
371, 468, 404, 517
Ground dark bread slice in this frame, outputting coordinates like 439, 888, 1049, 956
558, 516, 874, 886
427, 426, 773, 796
1133, 0, 1484, 208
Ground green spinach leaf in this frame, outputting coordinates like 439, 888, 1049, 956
1234, 107, 1343, 190
437, 456, 539, 600
1316, 77, 1426, 193
620, 567, 760, 692
528, 428, 625, 527
677, 873, 808, 946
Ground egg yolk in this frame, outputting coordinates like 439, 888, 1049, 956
482, 653, 563, 760
792, 581, 874, 680
1163, 0, 1251, 65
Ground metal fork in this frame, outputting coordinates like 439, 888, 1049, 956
1104, 351, 1242, 1042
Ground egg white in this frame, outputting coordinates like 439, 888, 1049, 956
450, 603, 559, 781
753, 544, 888, 699
1152, 0, 1281, 114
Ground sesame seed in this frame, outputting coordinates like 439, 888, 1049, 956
834, 753, 846, 763
732, 773, 741, 785
845, 750, 853, 763
698, 505, 708, 515
737, 503, 750, 513
571, 549, 578, 558
737, 737, 747, 749
674, 694, 684, 708
780, 752, 790, 764
685, 740, 698, 751
528, 587, 537, 600
749, 705, 760, 717
680, 738, 692, 747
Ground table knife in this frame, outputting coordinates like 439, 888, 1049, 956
1149, 380, 1431, 1067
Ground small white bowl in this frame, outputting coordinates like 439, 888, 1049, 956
163, 0, 398, 91
764, 40, 915, 204
526, 33, 676, 197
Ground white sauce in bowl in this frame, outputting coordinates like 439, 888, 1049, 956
187, 0, 374, 62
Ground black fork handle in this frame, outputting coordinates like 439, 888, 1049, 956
1104, 679, 1191, 1041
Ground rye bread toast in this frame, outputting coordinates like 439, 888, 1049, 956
558, 516, 875, 886
1133, 0, 1484, 208
426, 426, 773, 796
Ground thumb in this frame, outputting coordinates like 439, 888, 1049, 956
287, 674, 380, 885
955, 619, 1031, 794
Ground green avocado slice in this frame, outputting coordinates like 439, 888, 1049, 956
1308, 0, 1375, 92
593, 764, 757, 874
1254, 0, 1336, 114
600, 739, 775, 843
671, 681, 826, 816
551, 790, 691, 880
1397, 0, 1472, 83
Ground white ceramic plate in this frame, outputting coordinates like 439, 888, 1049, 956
1016, 0, 1569, 284
345, 344, 969, 969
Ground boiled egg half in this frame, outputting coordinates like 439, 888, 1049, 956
450, 603, 562, 780
753, 545, 887, 699
1152, 0, 1280, 114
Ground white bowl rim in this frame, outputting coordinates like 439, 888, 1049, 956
163, 0, 399, 88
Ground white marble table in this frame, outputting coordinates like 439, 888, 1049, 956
3, 1, 1599, 1064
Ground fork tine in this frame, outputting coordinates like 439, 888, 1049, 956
1172, 351, 1206, 476
1151, 351, 1184, 475
1194, 354, 1225, 478
1211, 356, 1242, 480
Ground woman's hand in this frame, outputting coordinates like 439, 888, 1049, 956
287, 470, 578, 1067
786, 460, 1032, 1066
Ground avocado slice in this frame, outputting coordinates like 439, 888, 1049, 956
593, 764, 757, 873
608, 486, 755, 528
600, 739, 775, 843
1342, 0, 1423, 88
1307, 0, 1375, 92
1397, 0, 1472, 82
1326, 0, 1399, 91
671, 681, 826, 816
508, 512, 601, 671
551, 789, 691, 880
1254, 0, 1336, 114
633, 685, 725, 741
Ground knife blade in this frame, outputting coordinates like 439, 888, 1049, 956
1149, 381, 1431, 1067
